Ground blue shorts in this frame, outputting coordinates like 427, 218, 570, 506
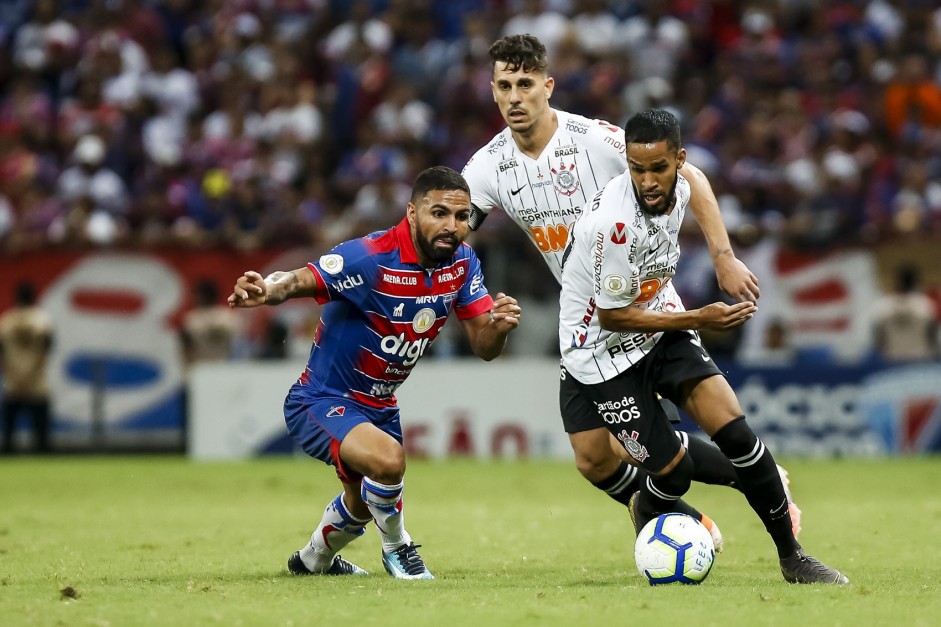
283, 383, 402, 483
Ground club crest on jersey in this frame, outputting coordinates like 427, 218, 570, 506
412, 308, 436, 333
393, 303, 404, 317
319, 254, 344, 274
550, 162, 580, 196
603, 274, 628, 295
610, 223, 629, 244
326, 405, 346, 418
617, 429, 650, 462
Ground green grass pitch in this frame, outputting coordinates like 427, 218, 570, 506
1, 456, 939, 626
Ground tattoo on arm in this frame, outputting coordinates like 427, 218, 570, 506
265, 271, 300, 305
714, 247, 733, 260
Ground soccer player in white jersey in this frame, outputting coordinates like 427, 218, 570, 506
462, 34, 800, 547
558, 109, 848, 584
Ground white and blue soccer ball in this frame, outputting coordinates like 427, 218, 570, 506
634, 513, 715, 585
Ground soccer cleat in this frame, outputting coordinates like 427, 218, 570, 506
780, 549, 849, 585
628, 493, 651, 537
287, 551, 368, 576
699, 514, 724, 553
777, 464, 802, 538
382, 543, 434, 580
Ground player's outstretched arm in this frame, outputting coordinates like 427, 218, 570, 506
684, 162, 760, 303
597, 300, 756, 334
227, 267, 318, 308
460, 292, 522, 361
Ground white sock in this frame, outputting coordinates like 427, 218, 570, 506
299, 492, 370, 572
361, 477, 411, 552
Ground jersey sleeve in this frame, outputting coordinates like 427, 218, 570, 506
461, 150, 501, 218
593, 218, 642, 310
581, 117, 628, 179
306, 239, 372, 306
453, 246, 494, 320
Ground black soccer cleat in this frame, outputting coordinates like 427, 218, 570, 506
628, 493, 652, 536
287, 551, 368, 576
780, 549, 849, 585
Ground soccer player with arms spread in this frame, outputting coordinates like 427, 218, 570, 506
462, 34, 799, 547
229, 167, 521, 579
558, 109, 848, 584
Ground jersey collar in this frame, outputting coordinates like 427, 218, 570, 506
393, 218, 419, 264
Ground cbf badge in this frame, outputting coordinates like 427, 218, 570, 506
551, 162, 580, 196
603, 274, 628, 295
412, 308, 436, 333
320, 254, 344, 275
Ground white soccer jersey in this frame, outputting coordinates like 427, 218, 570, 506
462, 109, 627, 283
559, 170, 693, 384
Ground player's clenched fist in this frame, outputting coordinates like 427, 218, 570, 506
489, 292, 521, 330
228, 270, 267, 308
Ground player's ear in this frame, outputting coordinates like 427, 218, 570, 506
545, 76, 554, 99
676, 148, 687, 169
406, 202, 417, 225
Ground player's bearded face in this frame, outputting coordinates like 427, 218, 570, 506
492, 62, 553, 135
408, 189, 471, 266
627, 142, 686, 217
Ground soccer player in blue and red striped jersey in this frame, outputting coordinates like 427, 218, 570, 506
228, 166, 521, 579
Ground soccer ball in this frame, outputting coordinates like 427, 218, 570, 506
634, 513, 715, 585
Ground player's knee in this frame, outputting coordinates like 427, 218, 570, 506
573, 447, 620, 482
711, 415, 757, 457
364, 444, 407, 484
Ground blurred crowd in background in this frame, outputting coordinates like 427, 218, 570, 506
1, 0, 940, 360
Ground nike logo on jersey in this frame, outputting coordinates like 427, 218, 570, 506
510, 186, 526, 196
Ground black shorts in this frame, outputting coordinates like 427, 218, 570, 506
559, 331, 723, 472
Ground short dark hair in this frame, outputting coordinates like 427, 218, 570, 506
623, 109, 682, 152
489, 34, 548, 74
410, 166, 469, 203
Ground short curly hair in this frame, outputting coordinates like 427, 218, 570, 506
489, 34, 548, 74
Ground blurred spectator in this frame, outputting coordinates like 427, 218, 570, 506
257, 317, 290, 360
873, 265, 939, 363
55, 134, 129, 244
883, 53, 941, 140
11, 0, 79, 78
180, 278, 240, 365
0, 281, 54, 454
322, 0, 393, 62
738, 318, 797, 367
502, 0, 571, 57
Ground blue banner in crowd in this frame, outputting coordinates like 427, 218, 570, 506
674, 361, 941, 456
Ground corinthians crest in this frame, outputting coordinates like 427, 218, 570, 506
550, 162, 580, 196
617, 429, 650, 462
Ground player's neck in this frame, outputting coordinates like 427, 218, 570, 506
511, 109, 558, 159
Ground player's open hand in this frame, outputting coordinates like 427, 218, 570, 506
228, 270, 267, 308
490, 292, 521, 331
696, 301, 757, 330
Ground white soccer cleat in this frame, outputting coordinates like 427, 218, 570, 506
777, 464, 802, 538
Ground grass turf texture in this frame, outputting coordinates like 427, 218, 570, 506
1, 456, 939, 626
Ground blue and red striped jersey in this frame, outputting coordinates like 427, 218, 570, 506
298, 218, 494, 407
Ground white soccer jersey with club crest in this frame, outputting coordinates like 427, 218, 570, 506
462, 109, 627, 283
559, 170, 693, 384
